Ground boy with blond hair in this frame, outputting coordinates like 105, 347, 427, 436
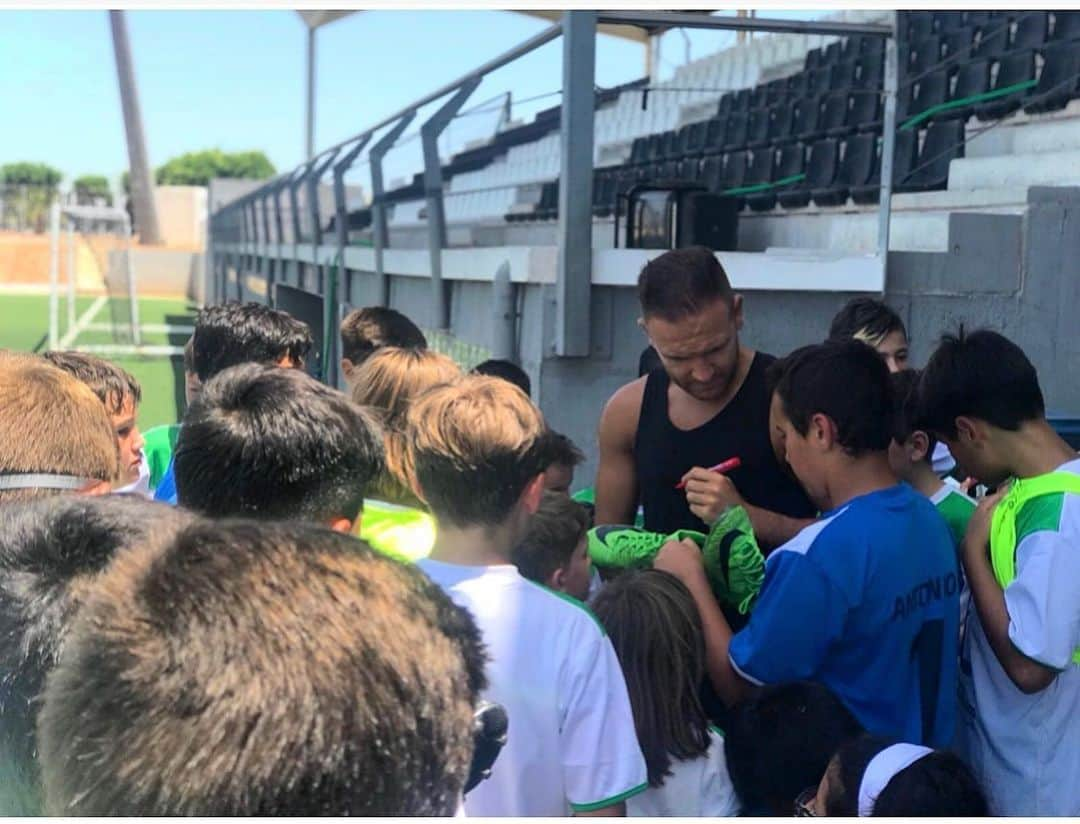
407, 376, 647, 817
0, 358, 118, 502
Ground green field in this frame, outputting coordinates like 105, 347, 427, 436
0, 292, 196, 430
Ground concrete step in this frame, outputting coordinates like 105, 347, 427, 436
949, 149, 1080, 190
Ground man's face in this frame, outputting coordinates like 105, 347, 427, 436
938, 419, 1010, 486
644, 297, 743, 402
543, 462, 575, 496
870, 329, 910, 373
769, 391, 828, 510
560, 534, 592, 602
112, 396, 144, 487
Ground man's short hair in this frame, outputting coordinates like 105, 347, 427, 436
512, 491, 590, 586
0, 497, 191, 814
471, 359, 531, 397
918, 328, 1045, 438
191, 302, 312, 383
769, 339, 894, 456
0, 360, 119, 502
406, 375, 548, 528
724, 681, 863, 815
637, 246, 734, 321
544, 430, 585, 469
174, 363, 384, 523
340, 306, 427, 366
42, 350, 142, 415
39, 519, 487, 816
827, 297, 907, 349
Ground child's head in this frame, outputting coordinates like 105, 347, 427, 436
191, 301, 312, 383
886, 368, 937, 483
42, 351, 144, 487
828, 297, 909, 373
339, 306, 427, 382
512, 491, 591, 600
38, 518, 487, 816
175, 363, 383, 531
724, 681, 862, 815
351, 347, 461, 507
471, 358, 531, 397
591, 569, 711, 788
0, 496, 192, 814
918, 328, 1046, 486
542, 430, 585, 495
768, 340, 894, 510
812, 734, 987, 816
406, 375, 547, 535
0, 359, 118, 502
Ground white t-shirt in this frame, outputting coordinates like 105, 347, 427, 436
954, 457, 1080, 816
626, 727, 739, 817
419, 559, 647, 817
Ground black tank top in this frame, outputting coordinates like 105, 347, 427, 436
633, 351, 815, 535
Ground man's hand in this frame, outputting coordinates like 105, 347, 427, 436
654, 538, 707, 587
681, 467, 746, 525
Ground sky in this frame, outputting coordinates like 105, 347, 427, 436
0, 9, 824, 195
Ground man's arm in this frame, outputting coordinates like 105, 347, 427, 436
594, 382, 643, 526
681, 468, 814, 549
654, 539, 755, 706
963, 492, 1059, 695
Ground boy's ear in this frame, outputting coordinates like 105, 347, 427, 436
79, 479, 111, 498
909, 430, 931, 463
547, 566, 566, 593
955, 415, 981, 444
341, 358, 354, 381
522, 473, 545, 515
809, 412, 835, 452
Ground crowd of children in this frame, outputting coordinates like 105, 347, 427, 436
0, 245, 1075, 816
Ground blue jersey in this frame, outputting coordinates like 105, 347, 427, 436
153, 457, 178, 505
729, 484, 959, 747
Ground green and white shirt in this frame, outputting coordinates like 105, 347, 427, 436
930, 483, 976, 550
954, 457, 1080, 816
626, 727, 739, 817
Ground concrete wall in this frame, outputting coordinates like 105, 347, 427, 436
154, 186, 208, 249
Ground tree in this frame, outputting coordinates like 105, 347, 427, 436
0, 162, 63, 233
155, 149, 276, 187
0, 162, 62, 187
73, 175, 113, 206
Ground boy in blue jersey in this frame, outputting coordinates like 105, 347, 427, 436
656, 339, 959, 747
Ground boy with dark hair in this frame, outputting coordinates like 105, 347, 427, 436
0, 496, 191, 814
597, 245, 814, 548
155, 303, 313, 503
190, 301, 312, 383
918, 329, 1080, 816
543, 430, 585, 494
889, 369, 975, 548
656, 339, 959, 747
827, 296, 909, 373
471, 358, 531, 397
0, 358, 118, 502
723, 681, 863, 816
42, 351, 147, 494
408, 376, 647, 816
339, 305, 427, 383
174, 363, 383, 532
512, 490, 592, 600
38, 518, 487, 816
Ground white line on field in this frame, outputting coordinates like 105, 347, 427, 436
57, 295, 108, 349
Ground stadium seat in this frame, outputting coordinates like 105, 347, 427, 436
942, 27, 975, 62
804, 46, 823, 72
849, 89, 882, 132
645, 134, 665, 162
788, 71, 809, 99
682, 121, 708, 156
1024, 40, 1080, 113
906, 119, 964, 191
592, 170, 616, 217
855, 54, 884, 89
1051, 10, 1080, 42
701, 154, 725, 193
949, 58, 991, 120
775, 142, 813, 209
861, 35, 886, 58
964, 11, 993, 29
813, 133, 874, 206
677, 158, 701, 182
794, 95, 825, 142
908, 36, 943, 76
724, 113, 750, 150
745, 147, 778, 211
732, 88, 752, 113
749, 85, 769, 110
704, 118, 725, 153
747, 108, 772, 148
766, 78, 788, 105
901, 68, 950, 123
935, 12, 966, 33
906, 12, 936, 43
851, 128, 919, 203
717, 92, 735, 117
975, 19, 1011, 59
831, 60, 858, 88
629, 137, 649, 166
1012, 11, 1050, 51
720, 149, 749, 209
823, 41, 844, 67
975, 50, 1036, 119
660, 129, 680, 160
808, 67, 833, 97
822, 92, 852, 138
769, 101, 796, 145
536, 181, 559, 221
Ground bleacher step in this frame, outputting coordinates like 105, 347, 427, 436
949, 149, 1080, 191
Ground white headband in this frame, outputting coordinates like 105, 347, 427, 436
858, 743, 933, 816
0, 473, 93, 491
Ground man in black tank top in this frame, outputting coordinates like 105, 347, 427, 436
596, 247, 815, 549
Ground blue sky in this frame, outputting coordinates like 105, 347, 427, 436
0, 9, 820, 194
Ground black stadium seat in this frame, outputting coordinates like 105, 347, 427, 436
906, 119, 964, 191
976, 50, 1036, 120
769, 101, 796, 145
823, 40, 844, 66
747, 108, 772, 148
1012, 11, 1050, 51
814, 133, 875, 206
1052, 10, 1080, 42
975, 19, 1011, 59
724, 113, 749, 150
822, 91, 852, 138
949, 58, 990, 120
855, 54, 884, 89
732, 88, 751, 113
902, 68, 950, 122
721, 149, 749, 209
942, 27, 975, 62
849, 89, 882, 132
804, 46, 823, 71
1025, 40, 1080, 113
787, 71, 810, 99
704, 118, 725, 153
745, 147, 778, 211
749, 85, 768, 110
766, 78, 788, 105
629, 137, 649, 166
794, 95, 825, 142
775, 142, 813, 209
717, 92, 735, 117
851, 128, 918, 203
909, 36, 943, 76
935, 11, 966, 33
906, 12, 935, 43
701, 154, 725, 193
830, 60, 858, 88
